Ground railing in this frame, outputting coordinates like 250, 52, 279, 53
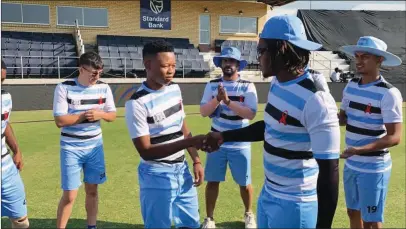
74, 20, 85, 55
2, 55, 212, 79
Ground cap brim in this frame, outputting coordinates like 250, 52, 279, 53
339, 45, 402, 67
213, 56, 248, 71
289, 39, 323, 51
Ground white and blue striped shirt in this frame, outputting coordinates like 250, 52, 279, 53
1, 89, 14, 173
53, 78, 116, 151
125, 82, 186, 164
200, 77, 258, 149
263, 72, 340, 202
341, 76, 403, 173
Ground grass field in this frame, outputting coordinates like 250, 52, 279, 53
1, 104, 405, 228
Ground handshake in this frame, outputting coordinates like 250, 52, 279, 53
189, 132, 224, 153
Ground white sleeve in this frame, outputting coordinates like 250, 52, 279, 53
302, 92, 340, 160
340, 83, 350, 111
244, 83, 258, 113
125, 100, 150, 139
313, 73, 330, 93
381, 88, 403, 123
53, 84, 68, 117
104, 85, 117, 112
200, 82, 213, 105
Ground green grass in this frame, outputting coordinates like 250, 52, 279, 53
2, 104, 405, 228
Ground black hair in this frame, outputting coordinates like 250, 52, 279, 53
264, 39, 310, 75
79, 51, 103, 69
142, 40, 174, 60
1, 60, 6, 70
334, 67, 339, 72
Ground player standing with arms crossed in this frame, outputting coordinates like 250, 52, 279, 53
124, 40, 205, 229
339, 36, 403, 229
200, 47, 258, 229
53, 52, 117, 229
1, 60, 30, 228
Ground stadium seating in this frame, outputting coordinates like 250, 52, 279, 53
96, 35, 210, 78
1, 31, 78, 78
215, 39, 259, 70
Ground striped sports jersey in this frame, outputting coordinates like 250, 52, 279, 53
1, 89, 14, 173
341, 76, 403, 173
125, 82, 186, 164
53, 78, 116, 151
263, 72, 340, 202
200, 76, 258, 149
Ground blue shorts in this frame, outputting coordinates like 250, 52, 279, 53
60, 143, 106, 191
138, 161, 200, 229
257, 186, 317, 228
344, 165, 391, 222
1, 155, 28, 218
204, 147, 251, 186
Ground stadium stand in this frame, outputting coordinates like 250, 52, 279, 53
1, 31, 78, 78
215, 39, 259, 70
96, 35, 211, 78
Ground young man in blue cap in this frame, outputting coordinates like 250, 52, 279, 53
1, 60, 30, 228
339, 36, 403, 229
200, 47, 258, 228
201, 15, 341, 228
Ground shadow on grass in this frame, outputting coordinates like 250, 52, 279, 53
1, 218, 144, 228
215, 221, 245, 228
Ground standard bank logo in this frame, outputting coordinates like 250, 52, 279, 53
150, 0, 163, 14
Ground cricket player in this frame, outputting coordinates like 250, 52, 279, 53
1, 60, 29, 228
202, 15, 341, 228
124, 40, 205, 228
339, 36, 403, 229
53, 52, 117, 229
200, 47, 258, 228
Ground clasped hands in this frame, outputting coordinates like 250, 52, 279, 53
216, 83, 231, 105
189, 132, 224, 153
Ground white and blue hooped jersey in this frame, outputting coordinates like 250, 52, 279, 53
125, 82, 186, 164
1, 89, 14, 174
53, 78, 116, 151
263, 72, 340, 202
200, 76, 258, 149
341, 76, 403, 173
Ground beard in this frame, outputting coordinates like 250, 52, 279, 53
222, 67, 236, 77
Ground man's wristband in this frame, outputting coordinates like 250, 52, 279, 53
193, 161, 201, 166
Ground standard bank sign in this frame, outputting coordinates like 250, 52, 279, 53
140, 0, 171, 30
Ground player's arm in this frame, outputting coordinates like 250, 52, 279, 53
200, 82, 220, 117
181, 122, 201, 164
52, 84, 86, 128
84, 86, 117, 122
125, 100, 204, 160
226, 83, 258, 120
350, 89, 403, 154
304, 92, 341, 160
4, 122, 24, 170
338, 109, 347, 126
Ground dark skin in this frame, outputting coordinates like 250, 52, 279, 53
132, 51, 204, 186
338, 52, 402, 229
1, 67, 24, 171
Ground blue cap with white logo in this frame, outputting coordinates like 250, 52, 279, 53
260, 15, 323, 51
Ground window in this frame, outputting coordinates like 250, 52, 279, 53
220, 16, 257, 34
1, 3, 49, 24
199, 15, 210, 44
57, 6, 108, 27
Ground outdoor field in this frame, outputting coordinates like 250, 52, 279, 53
1, 104, 405, 228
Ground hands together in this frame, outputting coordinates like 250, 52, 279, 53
190, 132, 224, 153
216, 83, 230, 105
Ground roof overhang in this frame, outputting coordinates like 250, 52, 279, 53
256, 0, 296, 7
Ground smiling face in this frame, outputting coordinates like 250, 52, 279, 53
354, 51, 384, 75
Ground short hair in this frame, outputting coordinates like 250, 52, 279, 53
142, 40, 174, 59
264, 39, 310, 75
79, 51, 103, 69
1, 60, 6, 70
334, 67, 339, 72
